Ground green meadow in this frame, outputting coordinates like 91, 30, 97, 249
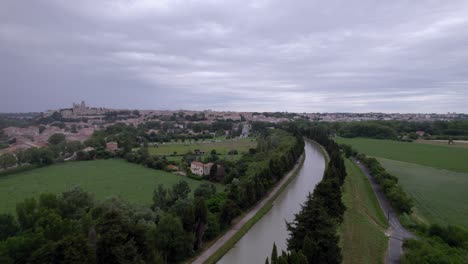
337, 137, 468, 228
340, 159, 388, 264
378, 158, 468, 228
148, 137, 256, 156
0, 159, 223, 214
336, 137, 468, 173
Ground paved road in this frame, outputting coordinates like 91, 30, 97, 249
352, 159, 414, 264
191, 154, 305, 264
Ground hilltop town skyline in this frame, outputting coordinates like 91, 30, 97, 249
1, 100, 467, 116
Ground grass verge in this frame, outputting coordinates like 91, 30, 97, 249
340, 159, 388, 264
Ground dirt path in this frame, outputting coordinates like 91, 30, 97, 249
352, 159, 414, 264
191, 154, 305, 264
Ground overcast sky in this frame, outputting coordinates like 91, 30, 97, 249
2, 0, 468, 113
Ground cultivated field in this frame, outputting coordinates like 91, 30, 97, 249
336, 137, 468, 173
0, 159, 223, 214
341, 159, 388, 264
149, 137, 256, 156
336, 137, 468, 228
378, 158, 468, 228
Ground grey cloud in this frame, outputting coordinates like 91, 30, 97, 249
1, 0, 468, 113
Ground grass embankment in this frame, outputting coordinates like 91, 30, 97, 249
378, 158, 468, 228
0, 159, 223, 214
203, 154, 306, 264
336, 137, 468, 173
340, 159, 388, 264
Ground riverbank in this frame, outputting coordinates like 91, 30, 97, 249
192, 151, 306, 264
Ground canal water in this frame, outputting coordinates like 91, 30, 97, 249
218, 141, 326, 264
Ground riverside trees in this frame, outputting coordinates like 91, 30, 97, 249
267, 122, 347, 264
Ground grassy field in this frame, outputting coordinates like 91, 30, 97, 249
165, 154, 243, 163
0, 159, 223, 214
340, 159, 388, 264
378, 158, 468, 228
416, 139, 468, 149
336, 137, 468, 173
149, 137, 256, 156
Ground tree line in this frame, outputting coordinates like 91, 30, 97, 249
346, 150, 414, 214
325, 120, 468, 140
265, 122, 347, 264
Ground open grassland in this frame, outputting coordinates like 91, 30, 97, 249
340, 159, 388, 264
336, 137, 468, 173
378, 158, 468, 228
0, 159, 223, 214
149, 137, 256, 156
165, 154, 243, 163
416, 139, 468, 149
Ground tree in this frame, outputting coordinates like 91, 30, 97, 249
65, 141, 83, 154
271, 243, 278, 264
220, 199, 240, 227
36, 149, 53, 166
0, 153, 16, 169
155, 214, 194, 262
171, 181, 191, 201
193, 198, 208, 250
16, 198, 39, 230
194, 183, 216, 199
52, 235, 96, 264
152, 184, 169, 210
38, 125, 46, 134
48, 133, 66, 145
209, 164, 218, 180
95, 208, 143, 263
59, 186, 94, 220
0, 214, 19, 240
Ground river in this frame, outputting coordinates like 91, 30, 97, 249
218, 141, 326, 264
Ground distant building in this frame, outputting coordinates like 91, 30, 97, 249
190, 161, 213, 176
167, 164, 179, 171
415, 131, 425, 137
51, 101, 109, 118
106, 142, 118, 152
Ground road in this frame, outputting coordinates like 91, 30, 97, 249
191, 154, 305, 264
352, 159, 414, 264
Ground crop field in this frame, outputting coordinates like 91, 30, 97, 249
336, 137, 468, 173
0, 159, 223, 214
336, 137, 468, 228
341, 159, 388, 264
378, 158, 468, 228
149, 137, 256, 156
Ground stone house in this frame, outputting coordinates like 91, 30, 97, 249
190, 161, 213, 176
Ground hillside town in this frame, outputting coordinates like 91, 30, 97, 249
1, 101, 467, 156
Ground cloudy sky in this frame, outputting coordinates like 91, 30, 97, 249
2, 0, 468, 113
